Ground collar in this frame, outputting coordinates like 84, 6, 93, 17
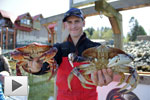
67, 32, 86, 45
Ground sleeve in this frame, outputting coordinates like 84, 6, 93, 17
33, 43, 62, 75
53, 43, 62, 65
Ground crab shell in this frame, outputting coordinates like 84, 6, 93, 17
82, 45, 133, 60
16, 42, 53, 58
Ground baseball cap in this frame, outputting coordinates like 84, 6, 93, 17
63, 8, 84, 22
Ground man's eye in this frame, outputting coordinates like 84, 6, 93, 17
67, 21, 72, 24
75, 20, 80, 23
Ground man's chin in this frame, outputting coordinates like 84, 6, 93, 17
70, 32, 82, 37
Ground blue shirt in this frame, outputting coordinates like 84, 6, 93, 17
0, 82, 5, 100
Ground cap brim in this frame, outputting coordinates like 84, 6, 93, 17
63, 14, 83, 22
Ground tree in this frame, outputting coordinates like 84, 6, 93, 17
84, 27, 95, 37
84, 27, 113, 40
128, 17, 147, 41
101, 27, 113, 40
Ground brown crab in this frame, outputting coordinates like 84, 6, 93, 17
11, 42, 58, 79
68, 45, 139, 93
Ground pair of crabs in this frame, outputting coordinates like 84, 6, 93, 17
68, 45, 139, 93
11, 43, 139, 93
11, 42, 58, 80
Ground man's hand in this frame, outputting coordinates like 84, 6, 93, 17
27, 57, 43, 73
91, 68, 113, 86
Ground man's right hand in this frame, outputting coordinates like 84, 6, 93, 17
27, 57, 43, 73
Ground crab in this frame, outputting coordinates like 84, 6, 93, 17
11, 42, 58, 80
68, 45, 139, 93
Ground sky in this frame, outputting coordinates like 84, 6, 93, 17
0, 0, 150, 37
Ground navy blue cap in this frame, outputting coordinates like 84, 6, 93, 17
63, 8, 84, 22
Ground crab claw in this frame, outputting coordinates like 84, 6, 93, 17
39, 47, 57, 62
68, 53, 75, 67
68, 53, 89, 68
108, 54, 133, 67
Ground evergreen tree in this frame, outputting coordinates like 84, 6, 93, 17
84, 27, 95, 37
128, 17, 147, 41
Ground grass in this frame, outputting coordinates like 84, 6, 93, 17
28, 73, 54, 100
11, 69, 55, 100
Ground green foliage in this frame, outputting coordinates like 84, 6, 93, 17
84, 27, 113, 40
84, 27, 95, 37
101, 28, 113, 40
128, 17, 147, 41
123, 36, 129, 43
90, 31, 101, 39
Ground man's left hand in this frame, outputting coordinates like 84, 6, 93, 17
91, 68, 113, 86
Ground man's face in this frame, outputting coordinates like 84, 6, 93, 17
64, 16, 85, 38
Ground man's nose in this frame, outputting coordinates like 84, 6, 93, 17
71, 23, 76, 28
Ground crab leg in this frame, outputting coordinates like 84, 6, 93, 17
77, 64, 96, 75
16, 61, 27, 76
45, 60, 58, 80
118, 68, 139, 93
16, 64, 22, 76
116, 72, 125, 86
68, 67, 95, 91
112, 65, 131, 86
124, 70, 139, 93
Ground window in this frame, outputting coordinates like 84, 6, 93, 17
27, 19, 30, 25
0, 19, 5, 26
20, 19, 24, 24
20, 18, 32, 27
38, 17, 41, 21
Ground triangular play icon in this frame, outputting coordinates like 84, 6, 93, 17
12, 80, 22, 92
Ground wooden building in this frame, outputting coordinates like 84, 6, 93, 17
14, 13, 52, 47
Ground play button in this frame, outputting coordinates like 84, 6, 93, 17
12, 80, 22, 92
4, 76, 28, 96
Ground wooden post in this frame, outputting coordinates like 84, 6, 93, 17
55, 20, 63, 43
0, 27, 3, 49
95, 0, 123, 49
6, 27, 8, 49
44, 25, 51, 44
54, 20, 63, 100
113, 33, 123, 49
109, 16, 123, 49
13, 29, 16, 49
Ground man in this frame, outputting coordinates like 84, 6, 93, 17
29, 8, 113, 100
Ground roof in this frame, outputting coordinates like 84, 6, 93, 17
32, 14, 43, 21
0, 9, 11, 18
15, 12, 32, 22
0, 9, 16, 23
